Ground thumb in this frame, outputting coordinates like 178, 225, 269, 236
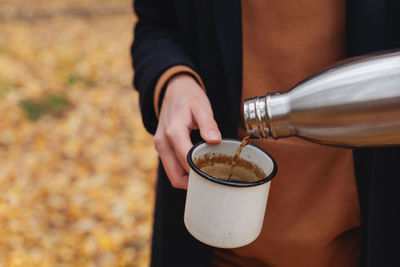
191, 102, 221, 144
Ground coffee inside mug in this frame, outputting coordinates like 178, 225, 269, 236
194, 153, 266, 183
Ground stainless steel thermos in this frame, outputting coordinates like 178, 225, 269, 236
243, 50, 400, 147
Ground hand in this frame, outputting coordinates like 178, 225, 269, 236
153, 73, 221, 189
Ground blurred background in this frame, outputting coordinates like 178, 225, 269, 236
0, 0, 158, 266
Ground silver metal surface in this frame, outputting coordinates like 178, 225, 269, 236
243, 50, 400, 147
244, 96, 270, 139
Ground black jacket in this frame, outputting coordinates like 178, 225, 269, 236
131, 1, 400, 266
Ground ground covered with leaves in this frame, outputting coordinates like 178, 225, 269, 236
0, 1, 158, 266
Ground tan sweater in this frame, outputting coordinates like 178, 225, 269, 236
212, 0, 360, 266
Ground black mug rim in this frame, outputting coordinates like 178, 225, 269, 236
187, 138, 277, 187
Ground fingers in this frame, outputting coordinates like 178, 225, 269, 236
153, 134, 189, 189
165, 99, 221, 173
153, 73, 221, 190
167, 124, 192, 173
156, 98, 221, 189
191, 100, 222, 144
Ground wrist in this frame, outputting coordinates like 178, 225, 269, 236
166, 73, 197, 89
153, 66, 205, 118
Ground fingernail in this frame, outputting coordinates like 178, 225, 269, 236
207, 130, 220, 140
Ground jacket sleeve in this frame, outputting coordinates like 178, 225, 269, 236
131, 0, 199, 134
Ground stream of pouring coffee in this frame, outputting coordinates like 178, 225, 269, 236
228, 136, 251, 181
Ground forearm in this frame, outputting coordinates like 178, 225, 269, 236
131, 0, 199, 134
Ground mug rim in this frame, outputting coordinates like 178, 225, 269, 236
187, 138, 277, 187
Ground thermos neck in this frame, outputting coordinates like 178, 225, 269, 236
243, 96, 270, 139
244, 93, 294, 139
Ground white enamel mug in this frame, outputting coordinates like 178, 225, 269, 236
184, 139, 277, 248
